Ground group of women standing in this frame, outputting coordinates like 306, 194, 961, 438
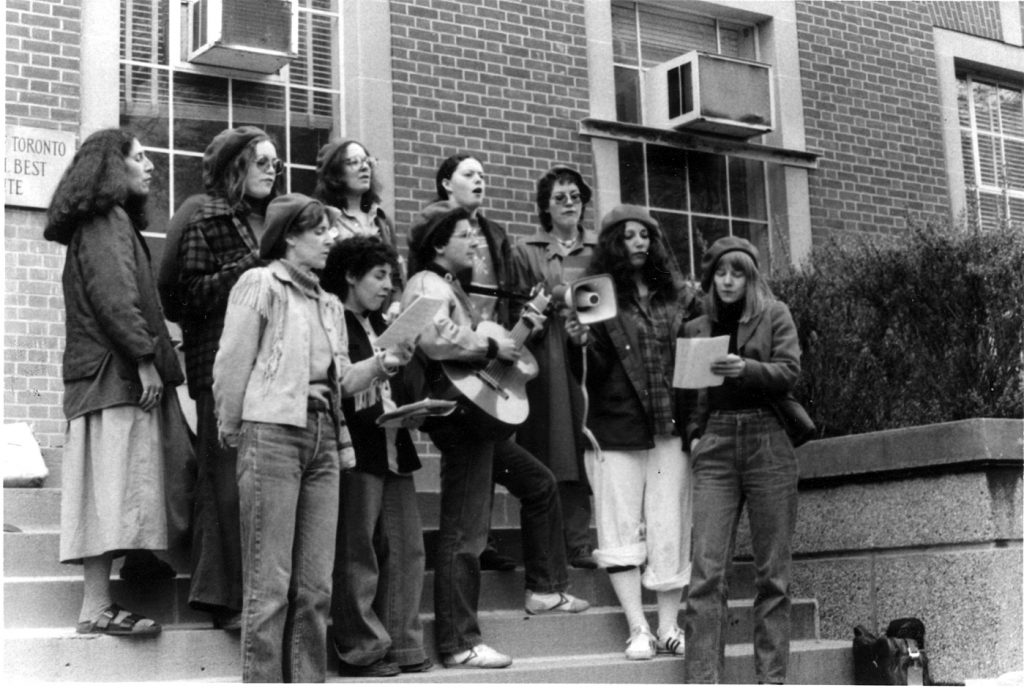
47, 125, 803, 685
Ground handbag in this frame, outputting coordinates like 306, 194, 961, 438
853, 620, 932, 685
769, 394, 816, 447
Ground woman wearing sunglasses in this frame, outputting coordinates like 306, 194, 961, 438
511, 165, 599, 570
171, 126, 283, 633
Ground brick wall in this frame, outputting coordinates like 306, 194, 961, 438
795, 0, 951, 242
388, 0, 594, 244
926, 0, 1003, 40
5, 0, 82, 467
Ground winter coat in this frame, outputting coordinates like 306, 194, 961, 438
59, 206, 182, 420
680, 299, 801, 445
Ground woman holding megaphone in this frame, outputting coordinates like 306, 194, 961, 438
567, 204, 699, 662
512, 165, 600, 569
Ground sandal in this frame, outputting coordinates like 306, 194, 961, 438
76, 604, 162, 637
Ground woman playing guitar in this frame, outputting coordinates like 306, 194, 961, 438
402, 205, 589, 671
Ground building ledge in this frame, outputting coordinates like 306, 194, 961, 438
579, 117, 821, 169
796, 418, 1023, 486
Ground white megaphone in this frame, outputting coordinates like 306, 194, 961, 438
551, 274, 617, 325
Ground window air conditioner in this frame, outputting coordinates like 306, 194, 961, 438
643, 51, 773, 139
186, 0, 297, 74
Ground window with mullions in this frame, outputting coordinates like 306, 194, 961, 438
612, 0, 769, 279
958, 74, 1024, 229
120, 0, 342, 239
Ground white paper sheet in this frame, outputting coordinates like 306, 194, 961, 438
373, 296, 445, 349
672, 335, 730, 389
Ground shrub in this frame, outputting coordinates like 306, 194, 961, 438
770, 219, 1024, 438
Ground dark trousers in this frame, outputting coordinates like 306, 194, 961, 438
330, 469, 426, 667
188, 391, 242, 615
430, 426, 568, 655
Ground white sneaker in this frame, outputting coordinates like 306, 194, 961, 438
625, 626, 656, 660
443, 643, 512, 669
657, 625, 685, 655
524, 590, 591, 615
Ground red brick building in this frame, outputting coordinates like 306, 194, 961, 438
5, 0, 1023, 470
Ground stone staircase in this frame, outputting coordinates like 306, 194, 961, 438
3, 486, 853, 683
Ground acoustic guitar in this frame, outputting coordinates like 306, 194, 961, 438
440, 289, 550, 437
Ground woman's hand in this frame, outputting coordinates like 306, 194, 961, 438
710, 353, 746, 378
564, 311, 590, 345
381, 339, 416, 370
220, 430, 241, 449
494, 334, 521, 362
137, 360, 164, 412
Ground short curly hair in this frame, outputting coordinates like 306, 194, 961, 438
322, 236, 399, 303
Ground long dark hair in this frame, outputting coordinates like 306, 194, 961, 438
313, 140, 383, 212
588, 217, 678, 303
44, 128, 149, 245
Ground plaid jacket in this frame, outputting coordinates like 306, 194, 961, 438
177, 197, 263, 397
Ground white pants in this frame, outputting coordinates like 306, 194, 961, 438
585, 435, 692, 591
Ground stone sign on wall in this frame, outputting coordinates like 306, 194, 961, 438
4, 126, 77, 210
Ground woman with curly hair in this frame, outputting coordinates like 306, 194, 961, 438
46, 128, 193, 637
568, 204, 697, 661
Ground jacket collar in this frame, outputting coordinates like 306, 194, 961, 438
523, 226, 597, 258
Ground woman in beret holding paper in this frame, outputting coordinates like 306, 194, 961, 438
680, 235, 802, 684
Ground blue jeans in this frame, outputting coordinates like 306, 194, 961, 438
683, 409, 798, 684
430, 426, 567, 655
237, 411, 340, 683
330, 469, 426, 667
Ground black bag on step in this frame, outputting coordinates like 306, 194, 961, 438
853, 619, 932, 685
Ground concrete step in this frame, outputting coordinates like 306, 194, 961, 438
1, 627, 851, 684
3, 525, 760, 601
3, 565, 781, 632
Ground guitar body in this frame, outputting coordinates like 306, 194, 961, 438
440, 320, 540, 437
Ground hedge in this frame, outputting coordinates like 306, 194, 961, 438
770, 220, 1024, 439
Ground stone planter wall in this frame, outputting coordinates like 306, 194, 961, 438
732, 418, 1022, 683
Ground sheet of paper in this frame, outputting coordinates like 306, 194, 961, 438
373, 296, 445, 350
672, 335, 730, 389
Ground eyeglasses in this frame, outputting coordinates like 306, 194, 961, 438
343, 155, 377, 169
254, 156, 285, 175
552, 192, 583, 205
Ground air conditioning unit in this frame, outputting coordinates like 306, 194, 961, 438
186, 0, 297, 74
643, 51, 773, 139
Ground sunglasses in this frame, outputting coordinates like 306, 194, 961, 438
552, 191, 583, 205
343, 155, 377, 169
254, 156, 285, 175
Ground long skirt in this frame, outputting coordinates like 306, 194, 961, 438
59, 393, 194, 564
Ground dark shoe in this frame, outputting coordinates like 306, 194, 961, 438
569, 551, 598, 569
212, 610, 242, 632
337, 658, 400, 678
399, 658, 433, 673
480, 548, 516, 571
119, 551, 176, 582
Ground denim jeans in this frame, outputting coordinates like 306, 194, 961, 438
684, 409, 798, 684
330, 469, 426, 667
237, 411, 340, 683
430, 426, 567, 655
